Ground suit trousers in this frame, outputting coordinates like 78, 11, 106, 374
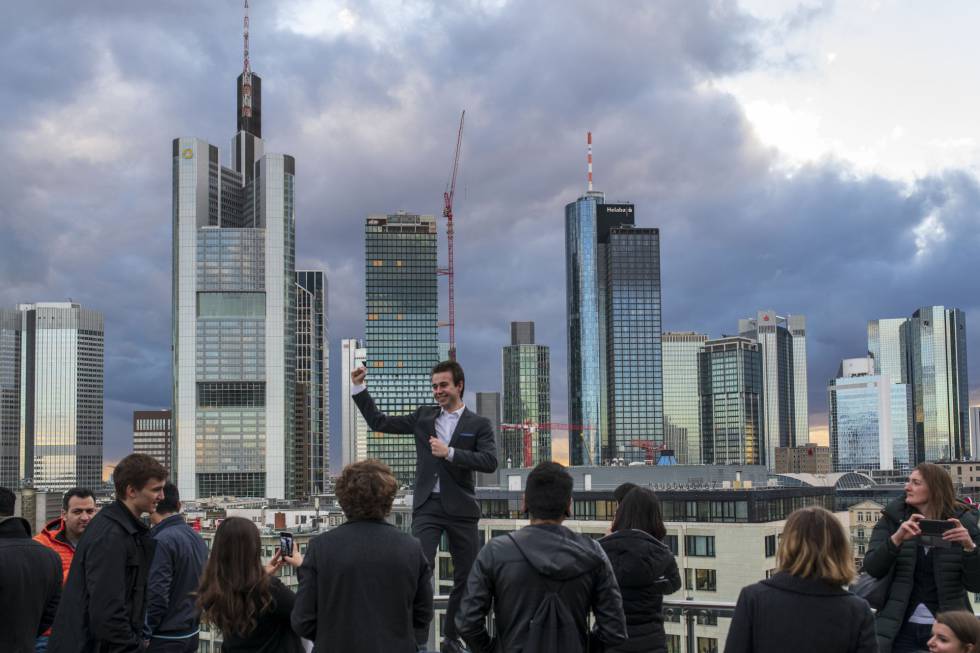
413, 494, 481, 643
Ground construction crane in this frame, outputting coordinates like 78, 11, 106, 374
438, 110, 465, 361
500, 421, 596, 468
628, 439, 670, 465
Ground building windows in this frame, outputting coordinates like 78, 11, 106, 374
765, 534, 777, 557
685, 535, 716, 557
664, 534, 679, 555
666, 635, 681, 653
697, 637, 719, 653
685, 568, 717, 591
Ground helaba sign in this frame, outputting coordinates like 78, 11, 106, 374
602, 204, 633, 214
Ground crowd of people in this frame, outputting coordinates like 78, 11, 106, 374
4, 454, 980, 651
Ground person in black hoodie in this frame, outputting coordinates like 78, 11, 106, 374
724, 506, 877, 653
456, 461, 627, 652
196, 517, 304, 653
599, 487, 681, 653
48, 454, 168, 653
0, 486, 62, 653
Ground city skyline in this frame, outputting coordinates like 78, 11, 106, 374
4, 2, 980, 470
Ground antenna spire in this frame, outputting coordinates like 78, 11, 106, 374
242, 0, 252, 120
587, 131, 593, 192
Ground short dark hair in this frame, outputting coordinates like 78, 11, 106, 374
612, 487, 667, 540
0, 487, 15, 517
613, 482, 638, 503
525, 462, 573, 521
62, 487, 96, 511
336, 460, 399, 520
431, 360, 465, 398
155, 482, 180, 515
113, 454, 168, 498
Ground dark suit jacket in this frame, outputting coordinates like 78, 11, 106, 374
353, 389, 498, 518
292, 519, 433, 652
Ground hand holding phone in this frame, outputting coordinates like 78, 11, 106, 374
279, 531, 294, 557
918, 519, 955, 548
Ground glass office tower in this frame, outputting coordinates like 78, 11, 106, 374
295, 270, 328, 497
868, 318, 910, 383
502, 321, 551, 467
364, 213, 439, 487
829, 357, 912, 472
699, 336, 762, 465
341, 338, 369, 468
172, 59, 300, 499
0, 303, 103, 490
475, 392, 502, 485
663, 332, 708, 464
133, 410, 173, 473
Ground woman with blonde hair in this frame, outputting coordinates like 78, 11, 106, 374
864, 462, 980, 652
725, 505, 876, 653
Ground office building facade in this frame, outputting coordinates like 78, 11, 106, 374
133, 410, 173, 473
364, 213, 439, 486
738, 311, 807, 469
0, 303, 104, 490
663, 332, 708, 464
295, 270, 328, 497
502, 322, 551, 467
172, 61, 298, 499
475, 391, 502, 485
341, 338, 369, 468
972, 406, 980, 463
699, 336, 762, 465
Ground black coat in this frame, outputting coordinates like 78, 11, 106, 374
352, 389, 497, 518
456, 523, 627, 653
0, 516, 63, 653
863, 498, 980, 652
146, 514, 209, 638
48, 500, 157, 653
291, 519, 432, 652
724, 572, 877, 653
599, 529, 681, 653
218, 578, 303, 653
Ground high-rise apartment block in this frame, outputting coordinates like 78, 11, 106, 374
173, 54, 308, 499
364, 213, 439, 486
868, 306, 970, 462
295, 271, 328, 497
341, 338, 369, 468
663, 332, 707, 464
738, 311, 808, 469
566, 193, 663, 465
502, 322, 551, 467
774, 443, 831, 474
133, 410, 173, 473
0, 303, 104, 490
828, 357, 912, 472
699, 336, 762, 465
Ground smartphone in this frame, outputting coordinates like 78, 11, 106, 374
918, 519, 954, 548
279, 531, 294, 557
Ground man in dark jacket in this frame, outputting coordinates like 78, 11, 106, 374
48, 454, 167, 653
145, 482, 209, 652
351, 360, 497, 652
292, 460, 433, 652
456, 462, 627, 653
0, 486, 63, 653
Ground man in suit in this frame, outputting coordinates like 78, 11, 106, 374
351, 359, 498, 653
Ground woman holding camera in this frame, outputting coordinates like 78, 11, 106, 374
864, 462, 980, 653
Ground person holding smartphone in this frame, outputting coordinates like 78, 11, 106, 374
863, 462, 980, 652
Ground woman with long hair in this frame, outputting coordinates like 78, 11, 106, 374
598, 487, 681, 652
725, 506, 876, 653
196, 517, 304, 652
864, 462, 980, 653
929, 611, 980, 653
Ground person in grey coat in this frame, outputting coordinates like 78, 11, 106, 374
725, 506, 877, 653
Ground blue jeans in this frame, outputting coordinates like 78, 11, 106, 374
35, 636, 49, 653
892, 620, 932, 653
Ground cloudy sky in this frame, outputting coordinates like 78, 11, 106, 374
3, 0, 979, 471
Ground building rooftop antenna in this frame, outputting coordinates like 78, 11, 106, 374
587, 131, 593, 192
242, 0, 253, 121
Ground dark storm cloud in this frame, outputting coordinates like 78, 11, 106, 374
1, 1, 977, 466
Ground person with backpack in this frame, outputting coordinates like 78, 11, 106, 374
456, 461, 627, 653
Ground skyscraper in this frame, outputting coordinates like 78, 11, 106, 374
502, 321, 551, 467
475, 392, 502, 484
0, 303, 104, 490
341, 338, 369, 468
364, 213, 439, 486
172, 41, 297, 499
738, 311, 807, 469
133, 410, 173, 473
828, 357, 912, 472
868, 307, 970, 462
699, 336, 762, 465
971, 406, 980, 462
566, 189, 663, 465
663, 332, 708, 464
295, 270, 328, 496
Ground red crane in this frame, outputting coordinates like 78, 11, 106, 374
500, 421, 596, 468
438, 110, 465, 361
628, 439, 668, 465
